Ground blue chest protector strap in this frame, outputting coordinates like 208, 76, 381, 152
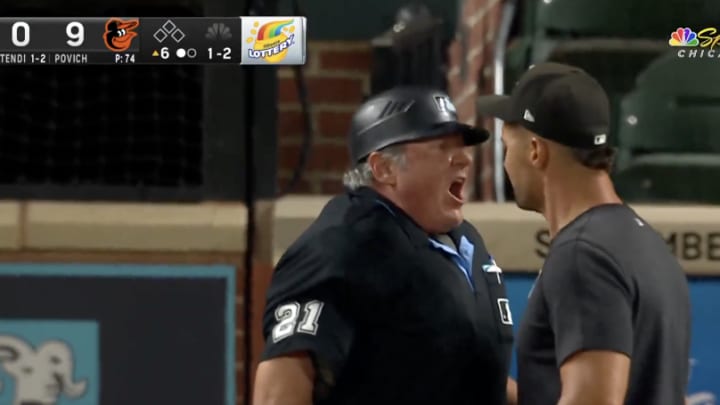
429, 236, 475, 291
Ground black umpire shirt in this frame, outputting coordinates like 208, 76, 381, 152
517, 204, 691, 405
261, 187, 513, 405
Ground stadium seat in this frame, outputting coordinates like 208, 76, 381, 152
615, 52, 720, 168
527, 0, 717, 92
535, 40, 665, 92
613, 154, 720, 204
503, 37, 533, 91
506, 0, 668, 93
533, 0, 719, 38
504, 0, 717, 141
524, 38, 665, 143
632, 50, 720, 95
535, 0, 631, 37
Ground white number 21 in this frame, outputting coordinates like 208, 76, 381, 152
271, 300, 324, 343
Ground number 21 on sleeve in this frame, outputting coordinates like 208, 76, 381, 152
272, 300, 324, 343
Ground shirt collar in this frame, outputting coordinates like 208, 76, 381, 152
349, 187, 433, 248
350, 187, 473, 251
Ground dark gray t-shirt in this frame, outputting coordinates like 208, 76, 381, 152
517, 204, 691, 405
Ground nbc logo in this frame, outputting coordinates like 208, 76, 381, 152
241, 17, 307, 65
670, 26, 720, 59
669, 27, 699, 47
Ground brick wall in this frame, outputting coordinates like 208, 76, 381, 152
277, 2, 503, 198
447, 0, 503, 200
277, 42, 371, 195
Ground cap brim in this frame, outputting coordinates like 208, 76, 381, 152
458, 123, 490, 146
435, 122, 490, 146
476, 95, 515, 122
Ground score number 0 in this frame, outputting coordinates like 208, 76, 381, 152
11, 21, 85, 47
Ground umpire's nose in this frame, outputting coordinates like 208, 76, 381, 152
451, 146, 473, 168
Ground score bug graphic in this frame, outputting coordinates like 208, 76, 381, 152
241, 16, 306, 65
103, 18, 139, 52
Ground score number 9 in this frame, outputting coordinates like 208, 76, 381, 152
11, 21, 84, 47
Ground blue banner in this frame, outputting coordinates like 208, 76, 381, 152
0, 264, 235, 405
504, 274, 718, 404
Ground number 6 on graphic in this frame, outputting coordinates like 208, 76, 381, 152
272, 300, 324, 343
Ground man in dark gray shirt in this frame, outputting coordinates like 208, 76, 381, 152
477, 62, 691, 405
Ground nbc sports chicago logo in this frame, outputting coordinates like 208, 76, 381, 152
668, 27, 720, 58
241, 17, 307, 65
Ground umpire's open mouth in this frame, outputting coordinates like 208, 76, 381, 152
448, 177, 466, 203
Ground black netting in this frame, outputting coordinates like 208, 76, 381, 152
0, 65, 203, 187
0, 3, 213, 199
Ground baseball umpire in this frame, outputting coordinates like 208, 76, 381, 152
254, 86, 517, 405
477, 62, 691, 405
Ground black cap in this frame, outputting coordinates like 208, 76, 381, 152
476, 62, 610, 149
348, 86, 489, 163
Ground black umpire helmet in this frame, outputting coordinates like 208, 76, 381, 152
348, 86, 490, 163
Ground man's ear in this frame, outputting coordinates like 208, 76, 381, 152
529, 136, 549, 170
367, 152, 396, 186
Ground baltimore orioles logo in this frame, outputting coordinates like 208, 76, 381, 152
103, 18, 139, 52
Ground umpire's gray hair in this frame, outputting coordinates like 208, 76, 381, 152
342, 145, 406, 190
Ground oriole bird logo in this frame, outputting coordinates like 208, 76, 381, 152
103, 18, 139, 52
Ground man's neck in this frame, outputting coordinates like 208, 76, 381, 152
542, 171, 622, 239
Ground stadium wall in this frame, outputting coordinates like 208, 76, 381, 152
277, 42, 371, 195
0, 201, 275, 405
274, 197, 720, 274
1, 198, 718, 403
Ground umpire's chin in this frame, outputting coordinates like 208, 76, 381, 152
443, 186, 466, 227
408, 180, 468, 235
394, 184, 467, 234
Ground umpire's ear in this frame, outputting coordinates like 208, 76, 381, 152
367, 151, 397, 186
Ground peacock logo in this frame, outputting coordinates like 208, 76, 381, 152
669, 27, 699, 47
245, 19, 296, 63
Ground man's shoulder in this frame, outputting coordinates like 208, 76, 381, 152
550, 204, 673, 267
274, 201, 411, 285
301, 196, 408, 246
545, 232, 615, 266
542, 234, 637, 302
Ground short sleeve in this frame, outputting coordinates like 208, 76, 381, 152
260, 243, 355, 383
542, 239, 635, 367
